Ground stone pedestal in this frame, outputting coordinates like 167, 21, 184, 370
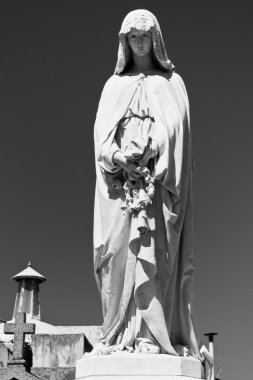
75, 353, 204, 380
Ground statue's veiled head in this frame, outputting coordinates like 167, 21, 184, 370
115, 9, 174, 75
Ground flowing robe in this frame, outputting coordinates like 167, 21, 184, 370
93, 72, 201, 357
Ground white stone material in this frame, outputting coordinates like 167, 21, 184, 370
76, 378, 200, 380
75, 353, 204, 379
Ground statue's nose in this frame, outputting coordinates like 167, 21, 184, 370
137, 38, 144, 47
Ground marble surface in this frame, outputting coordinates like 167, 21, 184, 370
75, 378, 201, 380
75, 353, 204, 379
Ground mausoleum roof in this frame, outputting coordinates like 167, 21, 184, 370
12, 262, 46, 283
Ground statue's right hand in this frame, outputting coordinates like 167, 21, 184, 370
113, 151, 138, 174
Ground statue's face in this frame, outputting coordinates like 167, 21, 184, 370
127, 28, 152, 57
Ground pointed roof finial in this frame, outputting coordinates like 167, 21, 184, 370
12, 262, 46, 283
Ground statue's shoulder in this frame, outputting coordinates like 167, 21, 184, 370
104, 74, 130, 85
158, 71, 184, 84
101, 75, 127, 95
144, 70, 185, 86
102, 74, 119, 89
170, 72, 187, 90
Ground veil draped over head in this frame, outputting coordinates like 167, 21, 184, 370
114, 9, 175, 75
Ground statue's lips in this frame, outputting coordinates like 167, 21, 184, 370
137, 48, 147, 54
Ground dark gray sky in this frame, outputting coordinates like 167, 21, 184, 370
0, 1, 252, 379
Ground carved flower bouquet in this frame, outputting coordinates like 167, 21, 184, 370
123, 136, 155, 234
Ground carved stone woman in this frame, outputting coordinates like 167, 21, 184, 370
93, 9, 212, 376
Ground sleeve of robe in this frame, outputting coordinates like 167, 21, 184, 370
94, 75, 139, 173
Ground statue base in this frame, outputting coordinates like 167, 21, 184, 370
75, 353, 204, 379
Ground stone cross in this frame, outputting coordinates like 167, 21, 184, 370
4, 312, 35, 364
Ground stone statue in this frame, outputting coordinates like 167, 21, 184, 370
92, 8, 212, 377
